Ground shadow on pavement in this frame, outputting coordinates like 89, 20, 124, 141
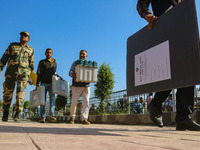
0, 118, 185, 137
0, 123, 130, 136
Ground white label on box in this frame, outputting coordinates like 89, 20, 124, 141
135, 40, 171, 86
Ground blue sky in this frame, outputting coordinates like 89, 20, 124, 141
0, 0, 200, 104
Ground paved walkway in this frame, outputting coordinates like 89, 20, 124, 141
0, 118, 200, 150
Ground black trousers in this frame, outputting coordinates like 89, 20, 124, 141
151, 86, 194, 122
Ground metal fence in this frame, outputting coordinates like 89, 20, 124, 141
89, 90, 150, 114
88, 86, 200, 115
55, 86, 200, 116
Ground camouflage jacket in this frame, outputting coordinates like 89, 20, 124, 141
0, 42, 34, 77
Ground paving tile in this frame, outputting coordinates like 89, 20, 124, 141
0, 119, 200, 150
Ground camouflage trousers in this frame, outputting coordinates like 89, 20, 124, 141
3, 73, 29, 112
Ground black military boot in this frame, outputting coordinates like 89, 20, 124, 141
2, 109, 9, 122
14, 111, 20, 123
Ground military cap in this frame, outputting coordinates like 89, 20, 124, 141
20, 31, 30, 37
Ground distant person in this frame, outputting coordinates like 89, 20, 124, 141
89, 104, 97, 115
117, 94, 128, 110
117, 98, 123, 110
0, 31, 34, 122
163, 94, 173, 111
146, 93, 153, 105
24, 108, 28, 118
130, 101, 136, 113
105, 102, 111, 113
69, 50, 91, 125
111, 102, 118, 112
139, 97, 146, 113
123, 94, 129, 109
36, 48, 61, 123
137, 0, 200, 130
132, 98, 143, 114
20, 110, 24, 119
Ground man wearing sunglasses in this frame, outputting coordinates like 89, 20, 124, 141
0, 31, 34, 122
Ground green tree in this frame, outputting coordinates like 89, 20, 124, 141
0, 99, 3, 108
56, 95, 67, 110
24, 101, 30, 109
94, 62, 115, 114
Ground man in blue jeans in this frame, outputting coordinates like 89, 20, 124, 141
36, 48, 57, 123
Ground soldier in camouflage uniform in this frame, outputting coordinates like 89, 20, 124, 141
0, 31, 34, 122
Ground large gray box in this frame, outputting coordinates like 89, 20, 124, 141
52, 75, 70, 98
30, 86, 45, 108
127, 0, 200, 96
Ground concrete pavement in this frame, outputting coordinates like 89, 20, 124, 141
0, 118, 200, 150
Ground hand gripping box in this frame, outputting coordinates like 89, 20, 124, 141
52, 75, 70, 97
127, 0, 200, 96
75, 59, 98, 83
30, 86, 45, 108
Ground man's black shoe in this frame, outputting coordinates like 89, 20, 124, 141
2, 109, 9, 122
176, 116, 200, 131
148, 102, 163, 127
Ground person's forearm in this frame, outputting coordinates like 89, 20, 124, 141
0, 46, 11, 71
36, 62, 41, 86
137, 0, 152, 19
29, 53, 34, 71
69, 62, 75, 77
